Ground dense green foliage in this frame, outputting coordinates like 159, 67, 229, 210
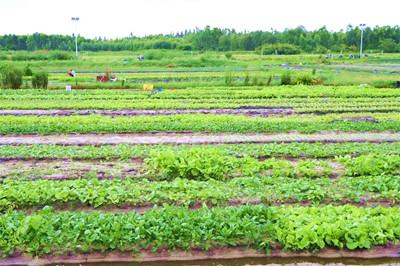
280, 71, 292, 85
256, 43, 302, 55
144, 148, 254, 180
0, 61, 399, 261
144, 148, 334, 180
337, 154, 400, 176
1, 25, 399, 52
274, 205, 400, 250
0, 173, 399, 210
3, 142, 400, 160
23, 64, 33, 76
0, 205, 398, 258
1, 152, 400, 209
1, 87, 400, 112
0, 205, 275, 257
0, 113, 399, 133
31, 72, 48, 89
0, 65, 23, 89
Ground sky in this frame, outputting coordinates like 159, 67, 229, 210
0, 0, 399, 39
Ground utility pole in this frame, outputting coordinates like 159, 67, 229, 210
71, 17, 80, 60
359, 24, 366, 58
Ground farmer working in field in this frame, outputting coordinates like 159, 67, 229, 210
69, 69, 76, 77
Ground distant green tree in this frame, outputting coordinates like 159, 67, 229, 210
1, 25, 400, 53
378, 39, 399, 53
192, 26, 223, 50
256, 43, 301, 55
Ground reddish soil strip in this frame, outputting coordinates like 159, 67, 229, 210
0, 158, 344, 180
16, 199, 400, 215
0, 132, 400, 145
0, 108, 298, 117
1, 245, 399, 265
0, 158, 144, 180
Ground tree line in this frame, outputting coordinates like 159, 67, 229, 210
0, 24, 399, 53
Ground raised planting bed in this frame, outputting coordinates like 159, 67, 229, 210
0, 205, 399, 264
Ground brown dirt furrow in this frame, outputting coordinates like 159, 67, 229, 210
15, 199, 400, 215
1, 245, 399, 265
0, 108, 298, 117
0, 132, 400, 145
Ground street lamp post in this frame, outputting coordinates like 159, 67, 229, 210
71, 17, 79, 60
359, 23, 366, 58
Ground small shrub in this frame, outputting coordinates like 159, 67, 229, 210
23, 64, 33, 76
225, 52, 232, 59
280, 71, 292, 85
0, 65, 23, 89
315, 46, 328, 54
11, 53, 47, 61
312, 68, 316, 75
296, 73, 314, 85
224, 71, 234, 86
318, 55, 329, 64
11, 54, 29, 61
181, 45, 192, 50
251, 76, 260, 86
251, 75, 265, 86
266, 75, 273, 86
143, 50, 165, 60
200, 55, 208, 62
371, 80, 396, 88
244, 73, 250, 86
30, 53, 48, 61
311, 78, 324, 85
31, 72, 49, 89
49, 51, 72, 60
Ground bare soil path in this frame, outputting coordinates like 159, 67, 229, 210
1, 245, 399, 265
0, 108, 297, 116
1, 132, 400, 145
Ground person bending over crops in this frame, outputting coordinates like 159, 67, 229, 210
69, 69, 76, 77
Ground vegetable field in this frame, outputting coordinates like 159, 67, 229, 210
0, 61, 400, 265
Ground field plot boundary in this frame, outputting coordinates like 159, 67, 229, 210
1, 245, 399, 265
1, 132, 400, 145
0, 108, 298, 116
